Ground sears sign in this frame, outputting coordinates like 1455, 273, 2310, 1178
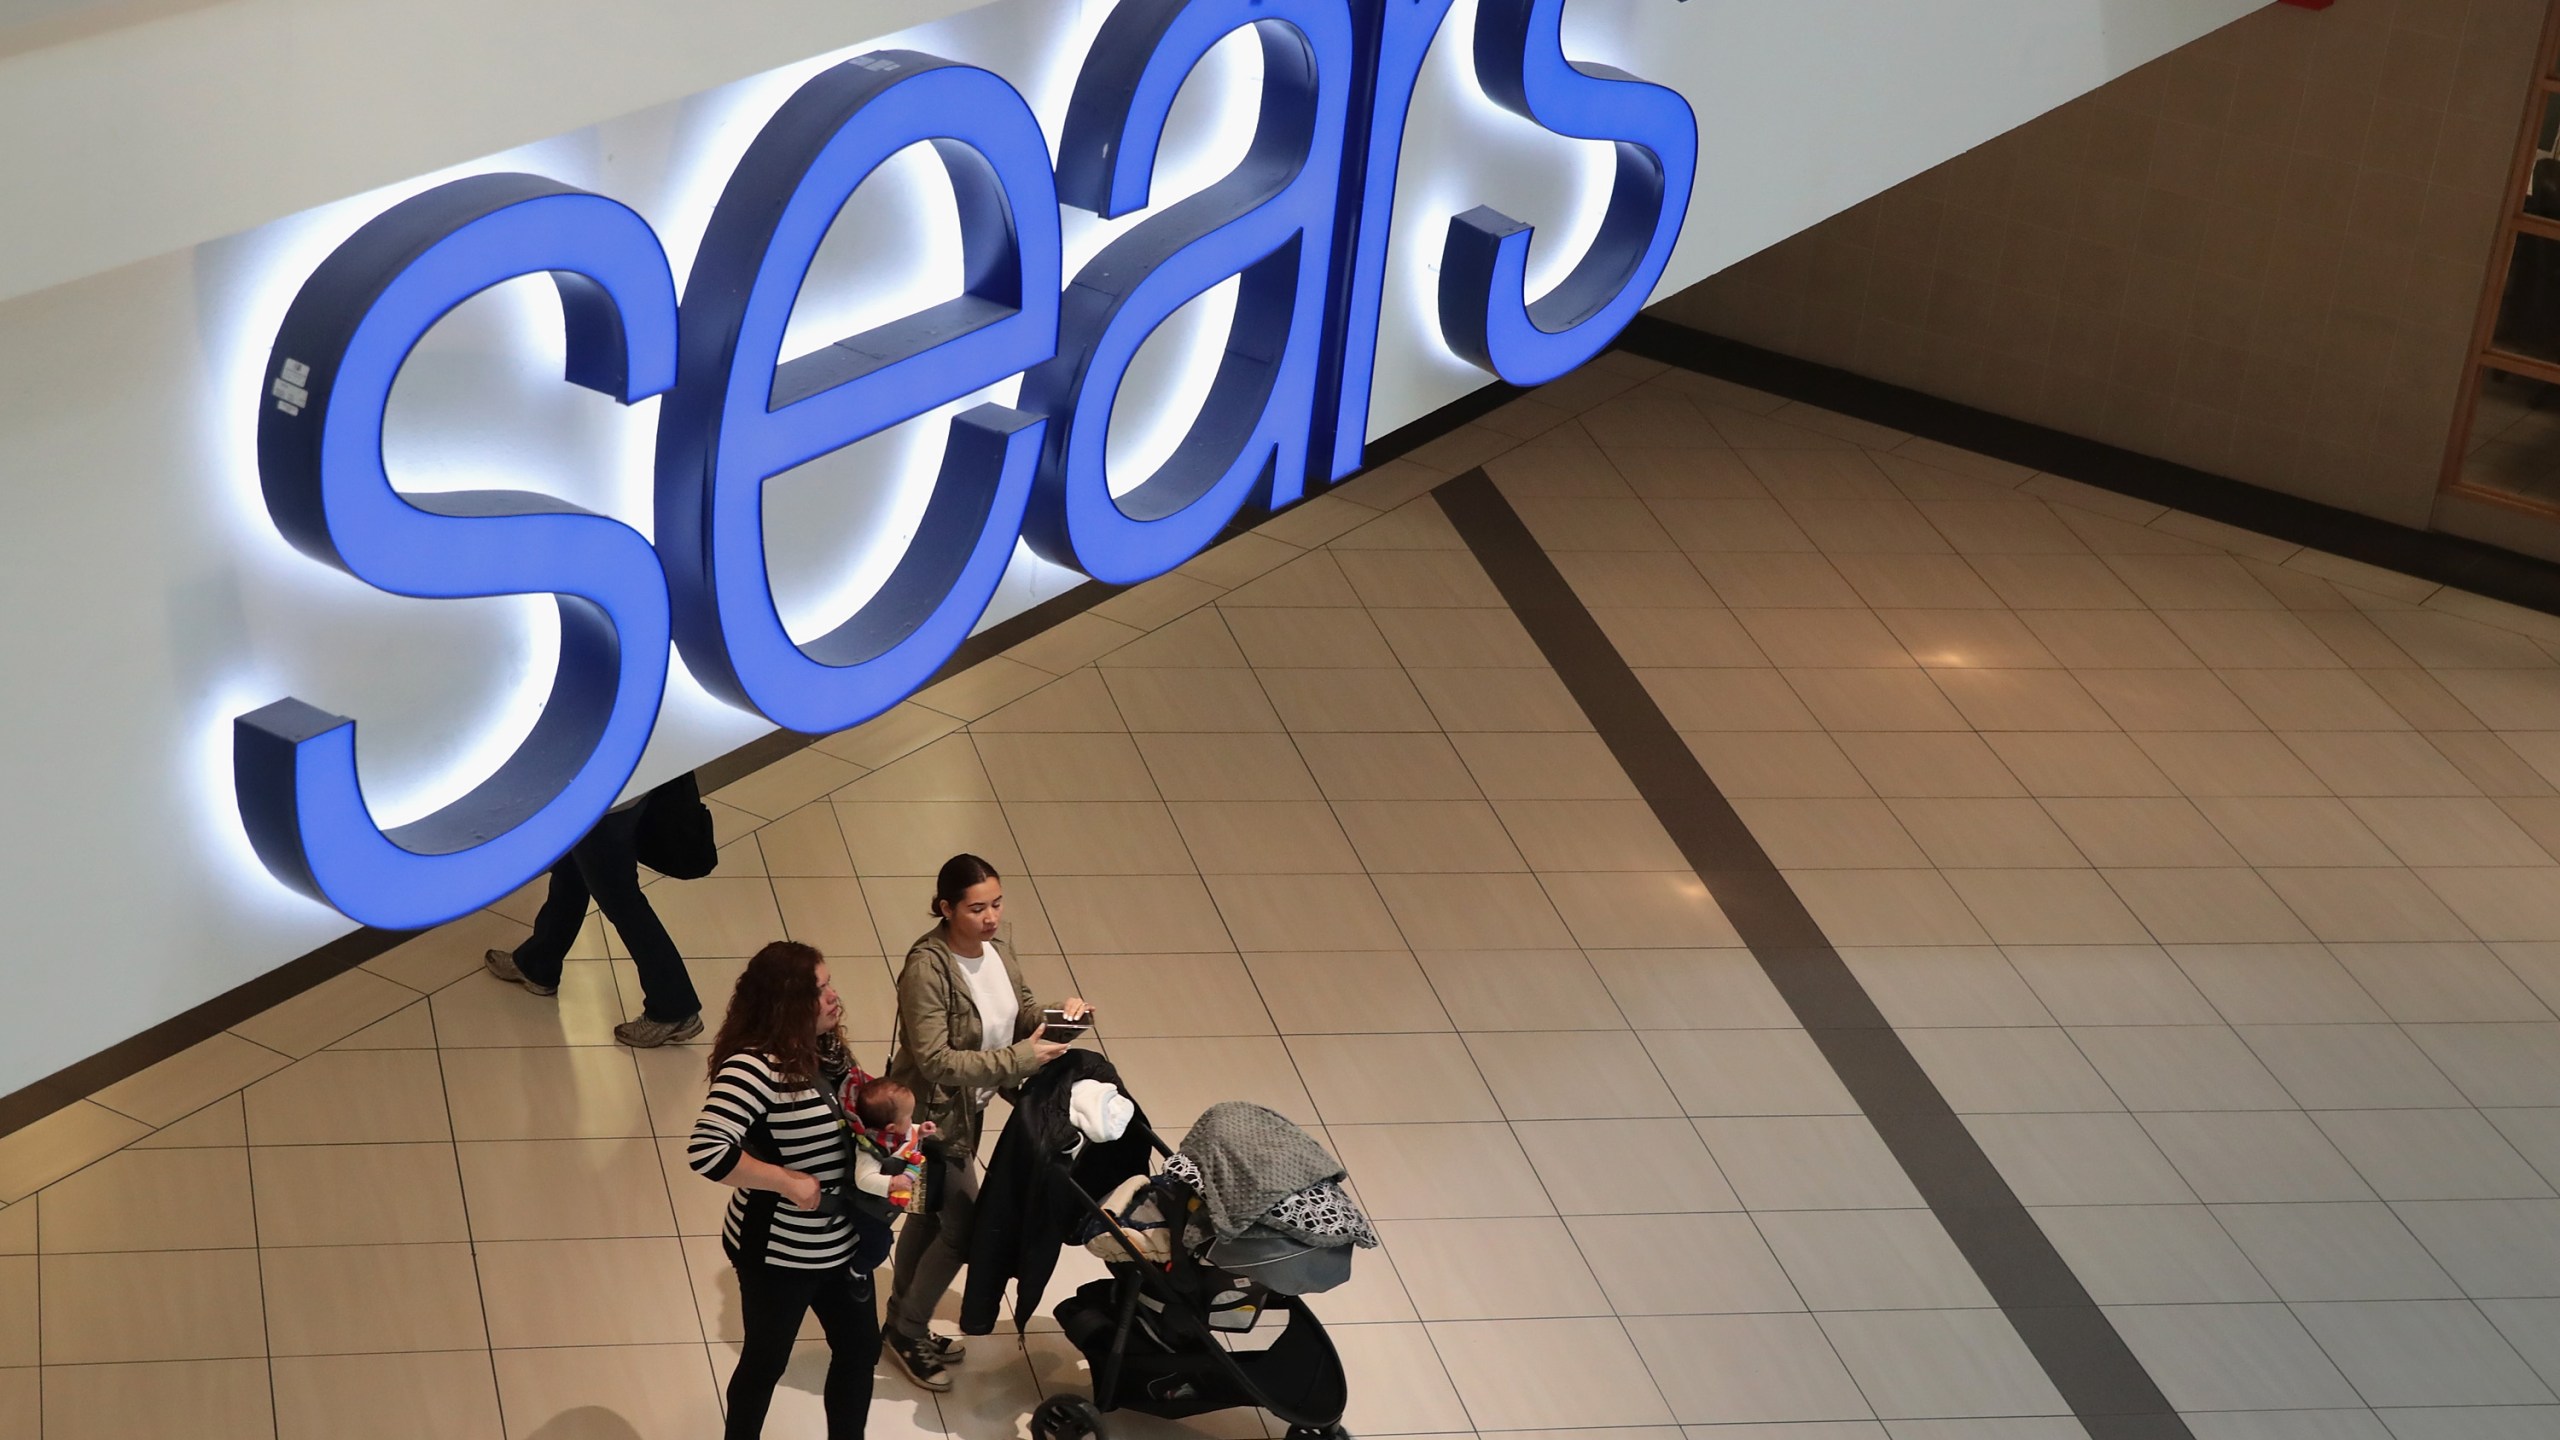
234, 0, 1696, 930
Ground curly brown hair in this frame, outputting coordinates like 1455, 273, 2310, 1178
707, 940, 847, 1086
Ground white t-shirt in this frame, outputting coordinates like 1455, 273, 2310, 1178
954, 943, 1019, 1107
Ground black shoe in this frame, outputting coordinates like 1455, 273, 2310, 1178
884, 1331, 953, 1392
925, 1330, 965, 1364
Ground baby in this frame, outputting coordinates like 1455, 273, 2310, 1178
849, 1077, 935, 1211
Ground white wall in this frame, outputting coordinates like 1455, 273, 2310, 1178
0, 0, 2262, 1095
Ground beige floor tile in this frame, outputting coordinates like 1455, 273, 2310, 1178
1571, 1213, 1801, 1316
1643, 1028, 1859, 1116
272, 1350, 504, 1440
2103, 868, 2314, 945
365, 911, 534, 994
1326, 799, 1527, 873
1257, 666, 1444, 732
2325, 942, 2552, 1023
476, 1237, 704, 1348
1382, 1216, 1614, 1320
1934, 669, 2117, 732
2436, 669, 2560, 729
2349, 797, 2555, 867
1429, 1315, 1675, 1428
457, 1138, 678, 1240
1005, 611, 1144, 674
1835, 731, 2025, 797
2169, 944, 2388, 1024
2001, 945, 2220, 1025
2315, 1109, 2556, 1202
250, 1141, 469, 1247
2283, 731, 2481, 797
328, 1001, 439, 1051
769, 875, 885, 960
0, 1257, 27, 1366
1096, 607, 1249, 670
1687, 552, 1864, 608
1166, 799, 1362, 874
1838, 947, 2053, 1028
713, 747, 867, 819
659, 1139, 730, 1236
1550, 549, 1725, 607
2130, 732, 2329, 795
1515, 1116, 1739, 1213
1065, 952, 1274, 1036
430, 959, 628, 1047
90, 1033, 291, 1129
1544, 872, 1743, 949
1416, 948, 1625, 1030
2159, 611, 2349, 669
1680, 731, 1872, 798
1132, 732, 1323, 800
1964, 1111, 2195, 1206
1882, 609, 2060, 670
1588, 947, 1794, 1026
0, 1205, 31, 1256
1410, 667, 1595, 730
1329, 1321, 1473, 1435
1205, 873, 1402, 950
1734, 609, 1911, 668
2191, 797, 2399, 868
829, 733, 995, 803
806, 704, 963, 772
912, 655, 1056, 723
2077, 669, 2265, 731
1888, 798, 2082, 868
1755, 1208, 1994, 1311
1099, 667, 1284, 734
1222, 548, 1363, 606
2040, 797, 2241, 867
1290, 732, 1476, 803
1465, 1030, 1682, 1120
1592, 607, 1768, 667
1641, 668, 1821, 730
243, 1049, 451, 1147
1694, 1114, 1924, 1209
1900, 1025, 2122, 1114
972, 731, 1162, 802
2417, 866, 2560, 942
1829, 553, 2005, 610
43, 1248, 265, 1363
1944, 868, 2151, 945
490, 1343, 724, 1440
1967, 553, 2142, 609
1787, 870, 1990, 947
1218, 606, 1399, 668
2139, 1111, 2376, 1203
1003, 801, 1193, 876
2018, 609, 2201, 668
1243, 950, 1449, 1033
439, 1047, 649, 1141
972, 667, 1129, 735
1513, 494, 1683, 553
2226, 671, 2412, 733
1496, 798, 1688, 872
1920, 498, 2087, 554
750, 803, 856, 876
1102, 1037, 1315, 1130
1372, 607, 1546, 669
0, 1102, 149, 1203
834, 799, 1019, 877
130, 1094, 250, 1148
0, 1369, 27, 1438
1286, 1033, 1501, 1124
260, 1242, 488, 1355
41, 1358, 273, 1440
1037, 873, 1234, 952
230, 967, 421, 1059
2069, 1025, 2295, 1111
36, 1147, 253, 1253
2105, 554, 2282, 610
1365, 872, 1577, 950
1785, 668, 1970, 730
643, 876, 786, 959
1329, 1122, 1553, 1218
2259, 867, 2472, 943
1625, 1312, 1872, 1424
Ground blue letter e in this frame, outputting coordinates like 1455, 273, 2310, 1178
237, 174, 678, 931
1020, 0, 1353, 586
1440, 0, 1697, 386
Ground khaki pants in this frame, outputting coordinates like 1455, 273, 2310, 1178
883, 1153, 980, 1339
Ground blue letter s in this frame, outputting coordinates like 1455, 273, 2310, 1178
1440, 0, 1697, 386
237, 174, 679, 930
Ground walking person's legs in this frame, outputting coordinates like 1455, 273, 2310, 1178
726, 1260, 822, 1440
486, 856, 588, 994
577, 805, 703, 1042
805, 1267, 880, 1439
882, 1155, 978, 1389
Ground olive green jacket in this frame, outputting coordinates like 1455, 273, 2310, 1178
884, 929, 1046, 1158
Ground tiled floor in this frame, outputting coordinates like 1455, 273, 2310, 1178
10, 350, 2560, 1437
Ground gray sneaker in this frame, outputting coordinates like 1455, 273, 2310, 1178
483, 949, 558, 997
614, 1013, 703, 1048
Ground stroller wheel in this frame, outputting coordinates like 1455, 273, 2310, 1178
1032, 1395, 1106, 1440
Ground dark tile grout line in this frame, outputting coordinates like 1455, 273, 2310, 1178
1619, 313, 2560, 621
1432, 467, 2195, 1440
0, 381, 1523, 1146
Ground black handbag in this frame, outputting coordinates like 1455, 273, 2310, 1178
634, 772, 719, 880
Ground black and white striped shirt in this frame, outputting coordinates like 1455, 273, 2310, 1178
688, 1051, 855, 1270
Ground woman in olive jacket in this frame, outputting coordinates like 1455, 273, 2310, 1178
880, 854, 1086, 1391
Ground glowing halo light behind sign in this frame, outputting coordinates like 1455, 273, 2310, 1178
229, 0, 1698, 932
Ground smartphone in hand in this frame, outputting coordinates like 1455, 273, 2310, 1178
1039, 1007, 1092, 1043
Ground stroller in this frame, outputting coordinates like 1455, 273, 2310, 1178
1029, 1119, 1353, 1440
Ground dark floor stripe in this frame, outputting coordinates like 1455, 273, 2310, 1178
1436, 468, 2190, 1440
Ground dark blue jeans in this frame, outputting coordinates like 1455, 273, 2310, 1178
513, 803, 701, 1020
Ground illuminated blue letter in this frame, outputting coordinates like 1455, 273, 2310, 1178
237, 174, 679, 930
1020, 0, 1353, 585
1439, 0, 1697, 386
655, 53, 1058, 734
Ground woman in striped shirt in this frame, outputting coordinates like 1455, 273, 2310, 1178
690, 940, 892, 1439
